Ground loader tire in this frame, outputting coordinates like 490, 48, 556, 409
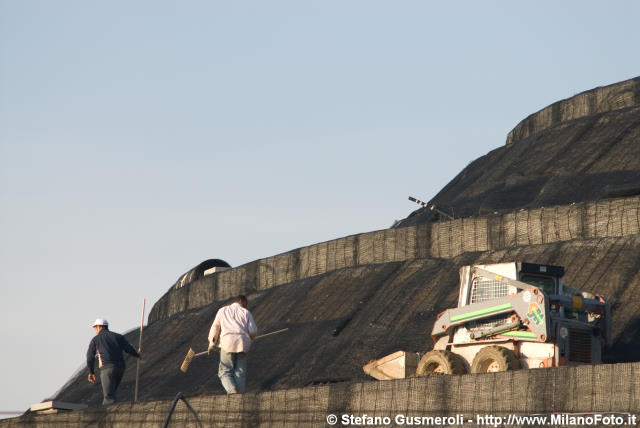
416, 350, 467, 376
470, 346, 521, 374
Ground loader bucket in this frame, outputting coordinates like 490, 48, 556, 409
363, 350, 419, 380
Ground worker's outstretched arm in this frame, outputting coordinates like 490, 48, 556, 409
247, 312, 258, 340
118, 334, 140, 358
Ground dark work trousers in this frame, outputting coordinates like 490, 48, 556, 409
99, 364, 125, 405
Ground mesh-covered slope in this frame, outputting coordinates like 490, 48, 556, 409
148, 195, 640, 322
54, 235, 640, 406
398, 76, 640, 227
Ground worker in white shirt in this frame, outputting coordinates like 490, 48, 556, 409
208, 295, 258, 394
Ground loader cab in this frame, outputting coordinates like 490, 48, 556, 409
519, 274, 556, 294
517, 262, 564, 296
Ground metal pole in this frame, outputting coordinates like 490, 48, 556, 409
408, 196, 455, 220
134, 298, 146, 402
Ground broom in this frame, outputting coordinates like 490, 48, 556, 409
180, 328, 289, 373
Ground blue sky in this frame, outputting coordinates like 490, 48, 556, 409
1, 0, 639, 415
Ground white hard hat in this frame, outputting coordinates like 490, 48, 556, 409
92, 318, 109, 327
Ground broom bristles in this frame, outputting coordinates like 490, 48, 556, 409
180, 348, 196, 373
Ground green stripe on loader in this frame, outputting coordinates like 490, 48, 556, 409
450, 303, 513, 322
500, 331, 537, 338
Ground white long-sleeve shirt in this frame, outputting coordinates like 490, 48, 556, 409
208, 302, 258, 353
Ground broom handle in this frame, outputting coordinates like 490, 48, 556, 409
255, 328, 288, 339
134, 298, 146, 402
196, 328, 289, 357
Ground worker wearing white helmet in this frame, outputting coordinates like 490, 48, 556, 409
86, 318, 140, 405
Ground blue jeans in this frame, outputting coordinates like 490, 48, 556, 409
218, 350, 247, 394
100, 364, 125, 405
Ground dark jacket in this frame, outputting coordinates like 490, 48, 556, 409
86, 329, 139, 374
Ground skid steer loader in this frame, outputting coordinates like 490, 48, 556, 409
363, 262, 611, 379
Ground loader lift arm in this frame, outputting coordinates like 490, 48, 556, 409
431, 287, 551, 342
431, 272, 611, 346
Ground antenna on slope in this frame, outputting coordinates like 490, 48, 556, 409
408, 196, 455, 220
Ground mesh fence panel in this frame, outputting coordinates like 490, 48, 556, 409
8, 362, 640, 427
148, 196, 640, 326
506, 77, 640, 145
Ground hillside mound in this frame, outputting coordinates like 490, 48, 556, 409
55, 236, 640, 405
47, 77, 640, 409
398, 76, 640, 227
